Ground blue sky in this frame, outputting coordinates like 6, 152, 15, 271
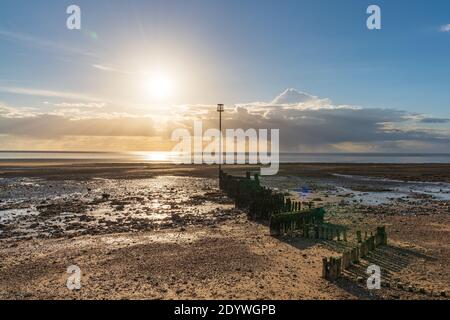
0, 0, 449, 151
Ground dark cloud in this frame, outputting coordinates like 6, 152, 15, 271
1, 89, 449, 152
419, 117, 450, 124
179, 106, 449, 151
0, 114, 159, 138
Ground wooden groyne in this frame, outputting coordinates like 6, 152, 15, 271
220, 170, 284, 220
322, 226, 388, 281
219, 170, 388, 282
219, 170, 321, 223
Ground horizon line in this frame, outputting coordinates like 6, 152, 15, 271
1, 150, 450, 156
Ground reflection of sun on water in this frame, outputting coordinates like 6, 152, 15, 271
133, 151, 174, 162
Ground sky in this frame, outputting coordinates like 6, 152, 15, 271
0, 0, 449, 152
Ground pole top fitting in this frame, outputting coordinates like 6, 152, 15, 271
217, 104, 224, 112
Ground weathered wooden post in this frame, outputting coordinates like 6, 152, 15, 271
370, 236, 375, 251
376, 226, 387, 246
343, 251, 351, 269
356, 245, 361, 262
336, 257, 342, 278
356, 230, 362, 243
322, 258, 329, 278
327, 257, 341, 280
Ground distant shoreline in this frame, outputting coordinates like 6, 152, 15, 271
1, 151, 450, 164
1, 150, 450, 155
1, 162, 450, 183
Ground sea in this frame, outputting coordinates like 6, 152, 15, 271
1, 151, 450, 164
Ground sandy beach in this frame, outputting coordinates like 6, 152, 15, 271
0, 162, 449, 300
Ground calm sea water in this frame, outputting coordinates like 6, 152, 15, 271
1, 151, 450, 163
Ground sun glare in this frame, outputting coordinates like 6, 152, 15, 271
143, 72, 175, 100
132, 151, 173, 162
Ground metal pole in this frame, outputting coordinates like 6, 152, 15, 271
217, 104, 224, 178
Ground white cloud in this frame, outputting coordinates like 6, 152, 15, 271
0, 29, 97, 58
170, 89, 450, 152
92, 64, 136, 75
239, 88, 347, 111
272, 88, 317, 104
0, 85, 151, 113
92, 64, 117, 72
440, 24, 450, 32
53, 102, 107, 109
0, 86, 102, 102
0, 102, 37, 118
1, 88, 449, 152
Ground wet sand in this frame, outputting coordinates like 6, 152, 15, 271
0, 163, 449, 300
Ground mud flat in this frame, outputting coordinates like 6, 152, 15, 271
0, 163, 449, 300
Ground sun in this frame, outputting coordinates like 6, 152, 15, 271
143, 71, 175, 100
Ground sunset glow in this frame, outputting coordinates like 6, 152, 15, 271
0, 0, 449, 153
142, 71, 175, 101
1, 0, 450, 304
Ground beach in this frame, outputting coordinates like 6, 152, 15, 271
0, 162, 449, 300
